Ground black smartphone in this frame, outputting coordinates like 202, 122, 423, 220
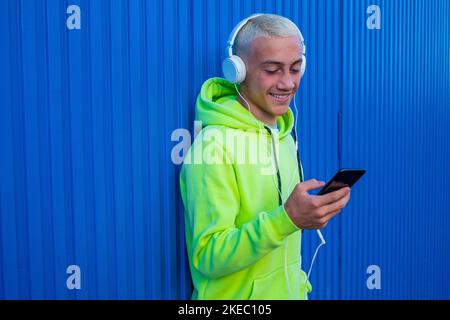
317, 168, 366, 195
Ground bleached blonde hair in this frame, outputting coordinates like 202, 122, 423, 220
235, 14, 302, 57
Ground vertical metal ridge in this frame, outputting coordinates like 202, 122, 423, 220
40, 0, 56, 298
1, 0, 449, 300
106, 0, 118, 299
338, 0, 344, 300
15, 0, 31, 299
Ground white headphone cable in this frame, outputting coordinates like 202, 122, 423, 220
293, 94, 327, 299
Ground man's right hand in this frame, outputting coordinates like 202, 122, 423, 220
284, 179, 351, 229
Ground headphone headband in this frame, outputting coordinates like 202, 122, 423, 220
226, 13, 263, 57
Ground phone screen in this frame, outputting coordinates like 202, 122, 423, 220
317, 169, 366, 195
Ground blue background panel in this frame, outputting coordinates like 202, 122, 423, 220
0, 0, 449, 299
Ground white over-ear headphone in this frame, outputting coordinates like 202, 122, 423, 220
222, 13, 307, 84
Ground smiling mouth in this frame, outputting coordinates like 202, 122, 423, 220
269, 93, 292, 103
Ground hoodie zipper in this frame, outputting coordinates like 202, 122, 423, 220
264, 126, 283, 206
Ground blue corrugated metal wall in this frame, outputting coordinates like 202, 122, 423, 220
0, 0, 449, 299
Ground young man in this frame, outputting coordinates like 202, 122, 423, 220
180, 14, 351, 300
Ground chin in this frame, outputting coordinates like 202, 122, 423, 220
271, 104, 290, 116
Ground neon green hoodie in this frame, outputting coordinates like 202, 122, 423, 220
180, 77, 312, 300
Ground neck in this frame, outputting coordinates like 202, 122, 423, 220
237, 95, 277, 127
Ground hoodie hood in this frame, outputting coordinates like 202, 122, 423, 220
195, 77, 295, 138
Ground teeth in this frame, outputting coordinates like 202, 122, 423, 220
271, 94, 290, 99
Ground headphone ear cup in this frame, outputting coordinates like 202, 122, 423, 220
300, 54, 306, 77
222, 55, 247, 84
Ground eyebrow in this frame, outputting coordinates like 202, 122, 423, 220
260, 59, 302, 67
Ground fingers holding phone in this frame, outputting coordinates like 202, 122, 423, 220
284, 180, 350, 229
308, 186, 351, 228
315, 185, 350, 206
315, 187, 351, 224
284, 168, 364, 230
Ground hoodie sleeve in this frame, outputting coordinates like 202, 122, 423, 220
180, 134, 300, 279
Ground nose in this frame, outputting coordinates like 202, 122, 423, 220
277, 72, 296, 91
